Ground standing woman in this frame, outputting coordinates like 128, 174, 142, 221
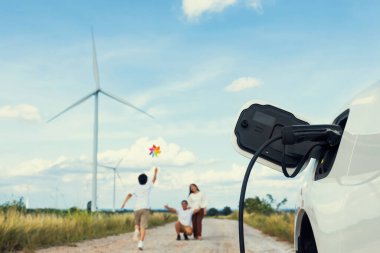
188, 183, 207, 240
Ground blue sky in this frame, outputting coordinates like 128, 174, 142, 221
1, 0, 380, 210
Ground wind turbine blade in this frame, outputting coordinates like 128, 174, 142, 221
115, 158, 124, 169
91, 28, 100, 90
100, 90, 154, 119
98, 164, 115, 170
47, 91, 96, 123
116, 171, 126, 188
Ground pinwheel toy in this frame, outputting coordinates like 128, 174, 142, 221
149, 145, 161, 157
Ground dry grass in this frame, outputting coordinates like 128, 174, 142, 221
224, 211, 294, 243
0, 210, 174, 252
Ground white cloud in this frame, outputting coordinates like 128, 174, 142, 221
3, 137, 196, 180
0, 104, 42, 122
351, 95, 375, 106
246, 0, 264, 14
6, 156, 72, 177
158, 163, 246, 191
98, 137, 197, 169
224, 77, 261, 92
182, 0, 237, 20
1, 159, 302, 209
8, 159, 55, 177
62, 174, 84, 183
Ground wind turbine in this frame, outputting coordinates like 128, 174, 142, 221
98, 158, 125, 212
47, 30, 154, 212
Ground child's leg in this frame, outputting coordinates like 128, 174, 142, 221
140, 227, 146, 241
133, 211, 142, 241
134, 210, 142, 231
140, 209, 150, 241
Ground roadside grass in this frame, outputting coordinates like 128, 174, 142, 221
221, 211, 294, 243
0, 209, 175, 252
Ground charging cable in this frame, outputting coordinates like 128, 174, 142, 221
238, 136, 282, 253
238, 124, 343, 253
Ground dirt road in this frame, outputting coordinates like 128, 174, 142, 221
37, 219, 293, 253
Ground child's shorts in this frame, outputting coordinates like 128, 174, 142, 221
134, 209, 150, 229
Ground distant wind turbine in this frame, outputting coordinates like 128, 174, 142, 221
47, 30, 154, 212
99, 158, 125, 212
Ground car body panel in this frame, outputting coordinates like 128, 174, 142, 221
295, 82, 380, 252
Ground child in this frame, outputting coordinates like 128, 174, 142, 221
121, 167, 158, 250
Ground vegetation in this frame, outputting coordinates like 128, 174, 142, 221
220, 195, 294, 243
0, 195, 293, 251
244, 197, 274, 215
242, 211, 294, 242
221, 206, 232, 216
0, 200, 175, 252
206, 206, 232, 216
244, 194, 287, 215
207, 207, 219, 216
0, 197, 27, 213
225, 211, 294, 243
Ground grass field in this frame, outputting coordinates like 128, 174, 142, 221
225, 211, 294, 243
0, 209, 175, 252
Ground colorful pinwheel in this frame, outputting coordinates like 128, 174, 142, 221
149, 145, 161, 157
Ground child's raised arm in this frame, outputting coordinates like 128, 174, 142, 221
152, 167, 158, 184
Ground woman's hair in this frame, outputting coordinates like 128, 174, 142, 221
189, 183, 200, 195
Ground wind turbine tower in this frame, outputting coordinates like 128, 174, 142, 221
48, 30, 153, 211
99, 158, 125, 212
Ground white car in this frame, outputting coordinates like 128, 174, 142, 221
233, 82, 380, 253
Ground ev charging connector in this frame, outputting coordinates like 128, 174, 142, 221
234, 103, 344, 253
281, 124, 342, 147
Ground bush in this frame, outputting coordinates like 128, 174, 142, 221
221, 206, 232, 216
244, 197, 274, 215
207, 208, 219, 216
0, 197, 27, 213
244, 195, 288, 215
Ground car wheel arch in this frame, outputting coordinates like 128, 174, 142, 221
296, 210, 318, 253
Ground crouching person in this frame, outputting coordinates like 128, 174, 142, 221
164, 200, 198, 240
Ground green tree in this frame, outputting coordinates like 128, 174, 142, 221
244, 195, 289, 214
0, 197, 26, 213
266, 194, 287, 211
244, 197, 274, 215
221, 206, 232, 216
207, 208, 219, 216
276, 198, 288, 211
266, 194, 274, 204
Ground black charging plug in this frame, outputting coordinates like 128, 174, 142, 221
281, 124, 343, 147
